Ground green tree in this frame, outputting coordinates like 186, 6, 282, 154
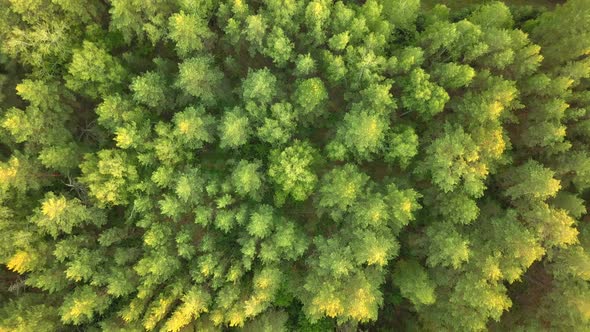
79, 149, 139, 206
232, 160, 263, 199
330, 110, 388, 161
420, 124, 488, 197
242, 68, 277, 106
2, 1, 590, 331
66, 41, 126, 98
530, 0, 590, 67
293, 77, 328, 119
219, 108, 250, 149
177, 56, 224, 104
268, 141, 319, 204
401, 68, 450, 119
131, 71, 167, 108
168, 11, 214, 58
392, 260, 436, 306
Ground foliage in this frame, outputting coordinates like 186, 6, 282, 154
0, 0, 590, 331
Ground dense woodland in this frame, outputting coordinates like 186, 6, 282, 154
0, 0, 589, 331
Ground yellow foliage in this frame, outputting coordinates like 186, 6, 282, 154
464, 149, 480, 163
69, 297, 93, 318
312, 292, 344, 318
369, 210, 382, 224
163, 287, 210, 332
366, 118, 379, 140
485, 292, 511, 313
209, 310, 224, 326
121, 298, 144, 322
555, 125, 566, 139
243, 296, 263, 317
165, 312, 192, 332
488, 101, 503, 119
482, 259, 503, 282
542, 209, 579, 248
401, 199, 413, 214
41, 195, 67, 220
348, 287, 376, 321
366, 245, 388, 266
255, 275, 271, 290
226, 267, 241, 282
3, 114, 23, 134
178, 120, 191, 135
472, 163, 489, 178
574, 299, 590, 321
232, 0, 247, 15
0, 157, 19, 186
115, 130, 134, 149
310, 2, 323, 16
7, 251, 35, 273
475, 128, 506, 159
227, 309, 245, 327
200, 262, 213, 277
144, 298, 174, 330
344, 183, 357, 201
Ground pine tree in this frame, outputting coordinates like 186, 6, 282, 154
1, 1, 590, 331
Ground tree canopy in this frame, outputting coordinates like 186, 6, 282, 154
1, 0, 589, 331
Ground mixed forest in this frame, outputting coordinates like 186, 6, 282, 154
0, 0, 589, 331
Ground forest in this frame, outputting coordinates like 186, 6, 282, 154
0, 0, 589, 331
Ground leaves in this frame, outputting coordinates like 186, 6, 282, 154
66, 41, 126, 98
268, 141, 319, 203
177, 56, 223, 104
401, 68, 450, 118
168, 11, 214, 57
31, 193, 103, 237
392, 260, 436, 306
1, 1, 590, 332
293, 77, 328, 118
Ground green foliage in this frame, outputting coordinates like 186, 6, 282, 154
66, 41, 126, 98
242, 68, 278, 106
131, 71, 167, 108
177, 56, 223, 104
426, 223, 470, 268
31, 192, 104, 238
80, 150, 139, 206
257, 102, 297, 145
268, 141, 319, 204
294, 77, 328, 119
232, 160, 263, 199
469, 2, 514, 29
318, 164, 369, 220
59, 286, 111, 324
1, 1, 590, 331
503, 160, 561, 200
330, 110, 388, 161
382, 0, 420, 30
295, 54, 317, 77
264, 27, 294, 67
392, 260, 436, 306
219, 108, 250, 148
0, 295, 61, 332
401, 68, 450, 118
530, 0, 590, 66
173, 106, 215, 148
431, 62, 476, 89
168, 11, 214, 58
383, 125, 419, 167
421, 124, 488, 196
